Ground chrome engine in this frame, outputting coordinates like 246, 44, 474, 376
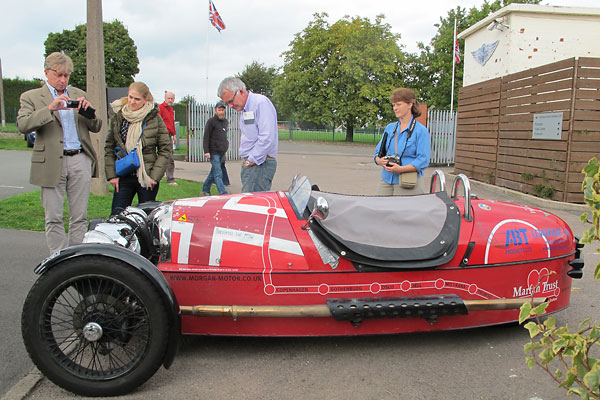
83, 203, 173, 263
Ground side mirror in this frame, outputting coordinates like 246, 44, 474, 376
313, 196, 329, 221
303, 196, 329, 229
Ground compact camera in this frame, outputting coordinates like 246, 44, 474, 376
384, 154, 401, 166
65, 100, 80, 108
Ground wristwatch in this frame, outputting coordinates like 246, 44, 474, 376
243, 159, 252, 167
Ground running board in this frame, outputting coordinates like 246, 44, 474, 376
180, 295, 546, 324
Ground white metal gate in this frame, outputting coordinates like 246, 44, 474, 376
427, 109, 456, 166
187, 103, 242, 162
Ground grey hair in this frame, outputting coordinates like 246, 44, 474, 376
217, 77, 246, 98
44, 51, 74, 73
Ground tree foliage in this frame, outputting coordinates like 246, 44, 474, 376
2, 77, 43, 109
236, 61, 278, 99
179, 95, 197, 106
519, 157, 600, 399
405, 0, 540, 109
44, 20, 139, 90
274, 13, 404, 141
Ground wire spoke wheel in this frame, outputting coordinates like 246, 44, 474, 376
45, 275, 150, 379
22, 256, 169, 396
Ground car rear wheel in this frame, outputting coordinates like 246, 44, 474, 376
21, 256, 170, 397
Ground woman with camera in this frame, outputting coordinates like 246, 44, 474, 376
105, 82, 171, 215
374, 88, 431, 195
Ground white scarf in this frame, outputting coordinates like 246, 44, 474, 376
112, 99, 154, 188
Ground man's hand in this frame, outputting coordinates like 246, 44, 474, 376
204, 152, 211, 159
48, 95, 70, 112
76, 96, 94, 111
173, 136, 177, 145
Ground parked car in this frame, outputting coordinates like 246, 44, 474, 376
21, 171, 585, 397
24, 131, 35, 147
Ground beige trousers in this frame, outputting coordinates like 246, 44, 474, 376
40, 152, 92, 254
376, 176, 426, 196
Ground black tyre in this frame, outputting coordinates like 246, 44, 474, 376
21, 256, 170, 397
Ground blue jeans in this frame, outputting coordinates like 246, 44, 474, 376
241, 159, 277, 192
202, 153, 228, 194
111, 174, 160, 215
222, 161, 230, 186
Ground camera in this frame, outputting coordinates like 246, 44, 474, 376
65, 100, 79, 108
384, 154, 401, 166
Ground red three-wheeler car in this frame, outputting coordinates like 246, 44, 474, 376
21, 171, 584, 396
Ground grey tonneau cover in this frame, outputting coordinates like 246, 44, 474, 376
309, 191, 462, 268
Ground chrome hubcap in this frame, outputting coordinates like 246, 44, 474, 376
82, 322, 103, 342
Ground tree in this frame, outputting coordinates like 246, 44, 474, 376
179, 95, 197, 106
236, 61, 278, 98
275, 13, 404, 141
404, 0, 540, 109
44, 20, 139, 89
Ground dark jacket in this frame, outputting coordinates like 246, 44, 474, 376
104, 106, 171, 182
203, 115, 229, 155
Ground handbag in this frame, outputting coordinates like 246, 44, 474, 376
114, 147, 140, 176
114, 123, 146, 177
400, 171, 418, 188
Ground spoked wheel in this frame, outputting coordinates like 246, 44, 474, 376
22, 256, 170, 397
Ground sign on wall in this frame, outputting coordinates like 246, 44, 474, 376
532, 112, 563, 140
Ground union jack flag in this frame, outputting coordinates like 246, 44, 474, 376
454, 39, 461, 64
209, 0, 226, 32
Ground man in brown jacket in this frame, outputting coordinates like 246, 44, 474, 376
17, 52, 102, 254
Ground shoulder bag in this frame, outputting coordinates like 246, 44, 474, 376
114, 123, 146, 177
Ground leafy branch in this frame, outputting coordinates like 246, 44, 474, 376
519, 157, 600, 399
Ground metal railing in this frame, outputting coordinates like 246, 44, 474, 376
187, 103, 241, 162
186, 105, 457, 166
427, 108, 457, 166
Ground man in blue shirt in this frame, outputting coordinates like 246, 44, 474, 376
217, 77, 277, 192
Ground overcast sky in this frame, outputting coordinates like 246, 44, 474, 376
1, 0, 597, 104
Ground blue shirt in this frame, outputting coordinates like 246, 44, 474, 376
238, 92, 278, 165
374, 117, 431, 184
46, 82, 81, 151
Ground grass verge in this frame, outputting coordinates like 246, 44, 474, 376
0, 178, 206, 231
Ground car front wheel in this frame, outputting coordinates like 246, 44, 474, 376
21, 256, 170, 396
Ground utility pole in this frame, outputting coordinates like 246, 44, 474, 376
86, 0, 108, 195
0, 58, 6, 131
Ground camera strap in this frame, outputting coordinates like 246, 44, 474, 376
393, 117, 417, 160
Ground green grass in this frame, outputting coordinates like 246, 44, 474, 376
1, 122, 18, 133
0, 136, 31, 150
278, 129, 383, 144
0, 134, 189, 153
0, 177, 208, 231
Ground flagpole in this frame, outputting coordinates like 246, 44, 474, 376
450, 16, 457, 114
205, 0, 210, 103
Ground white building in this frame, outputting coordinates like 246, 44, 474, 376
457, 4, 600, 86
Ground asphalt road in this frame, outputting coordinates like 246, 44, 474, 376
1, 145, 598, 400
0, 150, 36, 200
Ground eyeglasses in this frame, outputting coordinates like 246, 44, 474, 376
225, 90, 239, 106
48, 69, 70, 78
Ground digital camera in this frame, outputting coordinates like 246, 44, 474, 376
65, 100, 80, 108
384, 154, 401, 166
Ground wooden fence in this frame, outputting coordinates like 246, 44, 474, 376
454, 57, 600, 203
